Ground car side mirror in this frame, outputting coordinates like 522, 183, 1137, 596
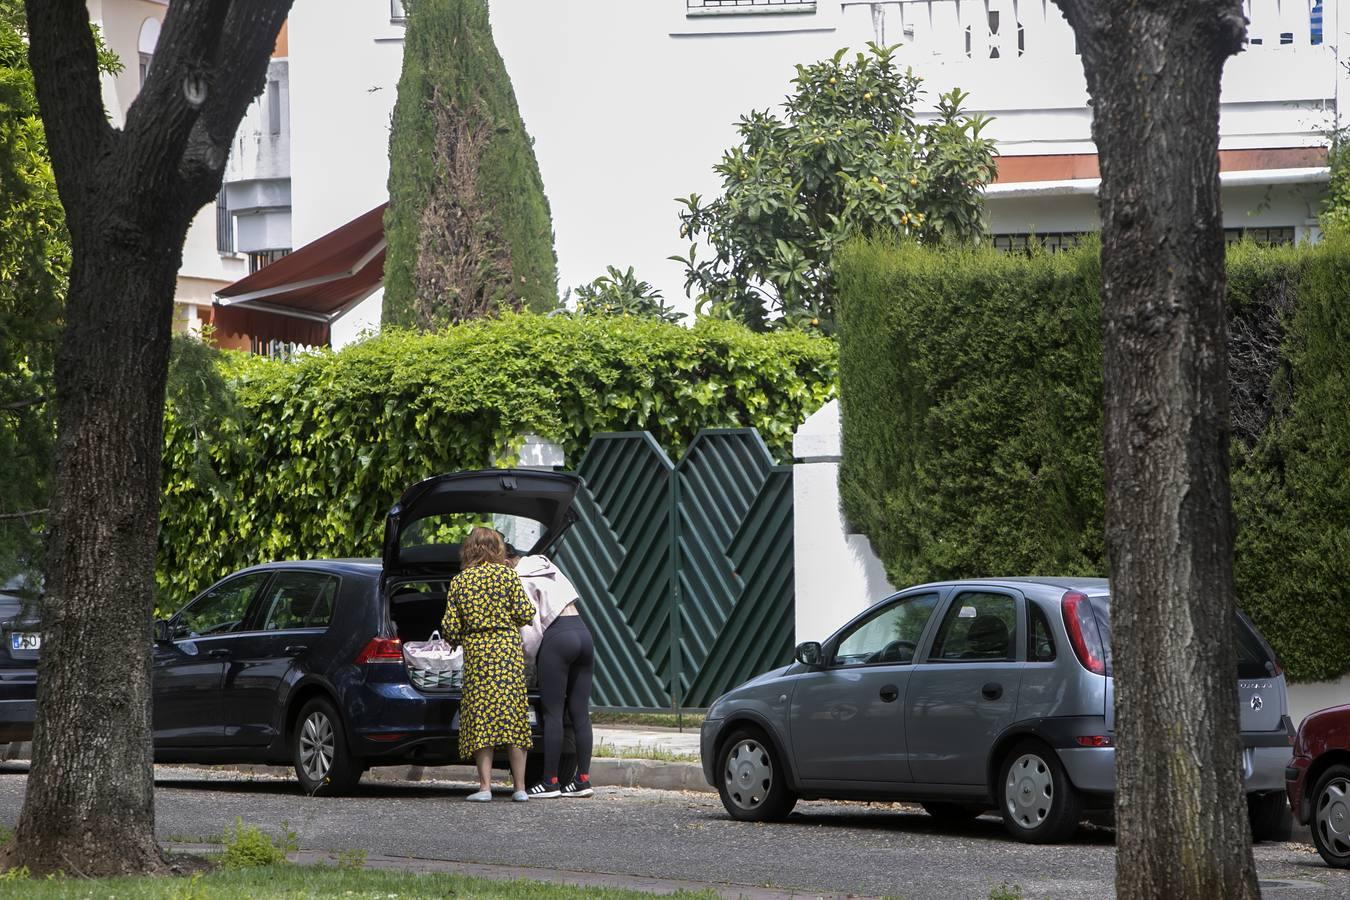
153, 619, 172, 644
795, 641, 823, 667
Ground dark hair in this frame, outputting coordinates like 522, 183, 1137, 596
461, 526, 506, 569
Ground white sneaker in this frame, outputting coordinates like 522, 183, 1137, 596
511, 790, 529, 802
466, 789, 493, 802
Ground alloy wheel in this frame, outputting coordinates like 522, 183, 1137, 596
1315, 775, 1350, 860
299, 710, 336, 782
724, 738, 773, 811
1005, 752, 1054, 829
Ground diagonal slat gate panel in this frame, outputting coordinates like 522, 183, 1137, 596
554, 428, 795, 710
675, 430, 795, 709
553, 433, 674, 709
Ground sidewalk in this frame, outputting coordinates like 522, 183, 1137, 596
2, 724, 711, 793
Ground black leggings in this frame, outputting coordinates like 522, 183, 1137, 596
536, 615, 594, 782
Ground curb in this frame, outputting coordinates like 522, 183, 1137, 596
4, 741, 708, 793
163, 757, 712, 793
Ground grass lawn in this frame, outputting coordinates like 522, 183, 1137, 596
592, 741, 700, 763
0, 864, 718, 898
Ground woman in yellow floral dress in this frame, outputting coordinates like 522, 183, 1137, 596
441, 527, 535, 802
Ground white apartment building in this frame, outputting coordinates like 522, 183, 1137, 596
101, 1, 1341, 346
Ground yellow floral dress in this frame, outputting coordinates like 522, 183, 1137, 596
441, 562, 535, 758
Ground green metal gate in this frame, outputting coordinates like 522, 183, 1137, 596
551, 429, 794, 710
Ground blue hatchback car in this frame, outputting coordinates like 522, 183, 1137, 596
147, 468, 581, 794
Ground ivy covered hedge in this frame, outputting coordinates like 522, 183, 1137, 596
159, 315, 837, 606
837, 236, 1350, 682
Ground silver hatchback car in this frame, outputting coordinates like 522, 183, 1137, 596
701, 577, 1294, 843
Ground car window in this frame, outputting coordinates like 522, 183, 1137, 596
173, 573, 269, 640
930, 591, 1017, 662
833, 593, 940, 666
1028, 602, 1056, 662
258, 572, 339, 631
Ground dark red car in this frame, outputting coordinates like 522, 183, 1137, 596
1287, 703, 1350, 867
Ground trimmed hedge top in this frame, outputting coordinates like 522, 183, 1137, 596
159, 315, 837, 606
837, 235, 1350, 682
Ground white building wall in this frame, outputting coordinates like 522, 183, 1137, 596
288, 0, 1340, 339
792, 400, 895, 643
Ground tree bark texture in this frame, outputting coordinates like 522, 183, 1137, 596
8, 0, 291, 877
1050, 2, 1259, 898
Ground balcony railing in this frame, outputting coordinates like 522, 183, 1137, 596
687, 0, 817, 16
852, 0, 1326, 61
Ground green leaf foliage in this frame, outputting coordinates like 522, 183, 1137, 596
675, 43, 996, 333
0, 6, 63, 579
837, 236, 1350, 682
158, 315, 837, 609
383, 0, 558, 329
572, 266, 685, 323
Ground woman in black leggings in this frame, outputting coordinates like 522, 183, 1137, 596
515, 553, 595, 798
535, 611, 595, 796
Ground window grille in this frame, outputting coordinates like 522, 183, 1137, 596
1224, 227, 1296, 246
215, 192, 234, 255
249, 249, 292, 273
991, 232, 1088, 254
686, 0, 816, 16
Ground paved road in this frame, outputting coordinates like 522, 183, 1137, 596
0, 763, 1344, 899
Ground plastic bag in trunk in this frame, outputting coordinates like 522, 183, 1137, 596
403, 631, 463, 690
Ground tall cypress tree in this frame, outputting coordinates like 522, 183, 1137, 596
384, 0, 558, 328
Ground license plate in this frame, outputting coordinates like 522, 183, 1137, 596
528, 708, 538, 726
11, 632, 40, 651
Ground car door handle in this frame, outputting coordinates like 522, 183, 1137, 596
207, 648, 231, 659
982, 682, 1003, 701
879, 684, 899, 703
284, 644, 308, 657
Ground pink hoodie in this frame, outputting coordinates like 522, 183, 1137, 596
514, 554, 581, 665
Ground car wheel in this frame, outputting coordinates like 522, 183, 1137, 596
716, 727, 797, 822
999, 740, 1082, 844
1310, 764, 1350, 868
922, 801, 986, 825
1248, 790, 1293, 843
293, 696, 362, 796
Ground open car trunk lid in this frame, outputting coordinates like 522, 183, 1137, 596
381, 469, 582, 577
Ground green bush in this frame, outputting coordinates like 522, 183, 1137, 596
837, 236, 1350, 681
158, 315, 837, 607
383, 0, 557, 327
220, 820, 289, 869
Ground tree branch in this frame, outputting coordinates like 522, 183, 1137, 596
0, 509, 47, 521
23, 1, 116, 234
0, 395, 46, 413
178, 0, 295, 208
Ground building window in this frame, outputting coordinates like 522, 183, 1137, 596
139, 53, 152, 87
991, 232, 1088, 254
1224, 227, 1295, 246
390, 0, 407, 23
215, 191, 234, 255
686, 0, 816, 16
249, 249, 292, 273
267, 80, 282, 136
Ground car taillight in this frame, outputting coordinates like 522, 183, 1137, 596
354, 637, 403, 664
1075, 735, 1113, 748
1061, 591, 1106, 676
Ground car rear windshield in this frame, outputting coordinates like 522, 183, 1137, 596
1086, 596, 1275, 678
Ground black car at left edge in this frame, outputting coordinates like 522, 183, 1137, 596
5, 469, 582, 795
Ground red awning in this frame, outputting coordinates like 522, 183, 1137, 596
213, 202, 388, 348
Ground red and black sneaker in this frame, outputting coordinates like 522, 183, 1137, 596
527, 779, 561, 799
560, 774, 594, 798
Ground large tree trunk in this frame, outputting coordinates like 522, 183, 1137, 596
6, 0, 293, 877
1051, 2, 1259, 897
10, 229, 183, 876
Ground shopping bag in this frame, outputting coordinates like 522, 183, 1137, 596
403, 631, 463, 690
